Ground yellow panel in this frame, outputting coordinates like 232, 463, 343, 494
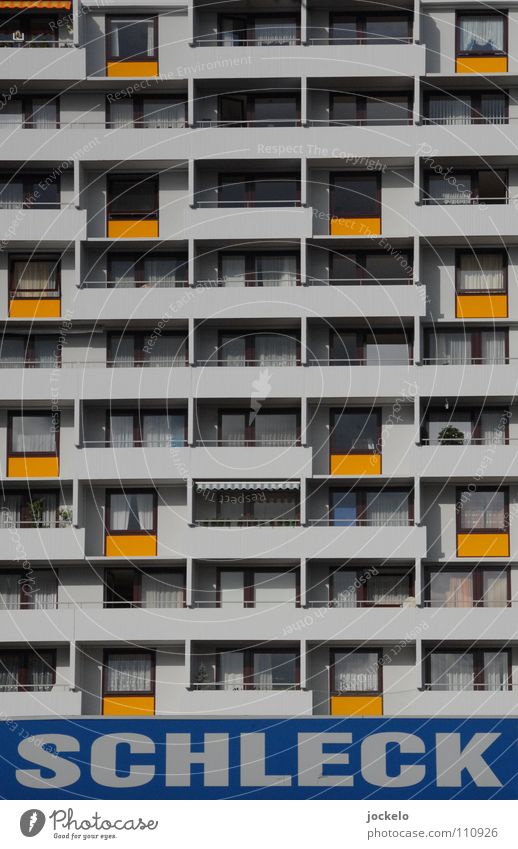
107, 219, 159, 239
331, 695, 383, 717
9, 298, 61, 319
330, 454, 381, 475
8, 456, 59, 478
105, 534, 157, 557
456, 56, 508, 74
330, 217, 381, 237
456, 294, 508, 319
457, 532, 509, 558
107, 61, 159, 78
0, 1, 71, 7
103, 696, 155, 716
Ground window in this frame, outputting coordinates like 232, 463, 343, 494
217, 14, 299, 46
193, 648, 299, 689
104, 568, 184, 608
330, 488, 411, 527
425, 169, 507, 205
330, 408, 380, 455
107, 17, 157, 62
107, 332, 187, 367
331, 13, 412, 44
9, 411, 58, 456
0, 570, 57, 610
0, 175, 59, 209
0, 335, 59, 369
107, 253, 188, 288
0, 15, 71, 47
218, 93, 300, 127
0, 491, 58, 528
424, 407, 508, 445
218, 408, 299, 446
217, 173, 300, 207
218, 568, 299, 608
331, 649, 381, 693
427, 648, 510, 691
106, 95, 186, 129
9, 255, 60, 300
426, 567, 508, 608
106, 490, 157, 535
328, 250, 413, 285
0, 650, 55, 692
331, 172, 381, 220
425, 328, 508, 364
107, 410, 187, 447
457, 487, 507, 533
195, 483, 300, 526
457, 13, 506, 57
330, 568, 413, 608
218, 331, 300, 366
0, 96, 59, 129
425, 91, 507, 125
107, 174, 158, 225
218, 252, 299, 287
104, 650, 154, 694
329, 328, 412, 366
456, 250, 506, 293
331, 93, 412, 126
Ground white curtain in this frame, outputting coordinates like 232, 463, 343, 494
12, 261, 53, 296
482, 571, 507, 607
144, 257, 186, 287
221, 255, 246, 287
481, 331, 506, 363
481, 411, 506, 445
110, 415, 134, 447
460, 16, 504, 52
365, 491, 409, 526
257, 255, 297, 286
221, 336, 246, 365
254, 571, 297, 608
0, 655, 18, 690
31, 100, 57, 129
461, 491, 504, 529
1, 337, 25, 367
110, 100, 134, 128
431, 333, 471, 364
106, 653, 152, 692
253, 652, 274, 689
255, 412, 297, 446
221, 652, 244, 690
0, 181, 23, 209
110, 492, 154, 531
25, 571, 57, 609
0, 100, 22, 127
428, 175, 471, 205
458, 254, 504, 291
142, 413, 184, 447
335, 652, 378, 691
483, 652, 508, 690
142, 100, 185, 128
28, 653, 53, 691
430, 653, 474, 690
110, 336, 134, 367
34, 338, 58, 368
219, 570, 245, 607
332, 571, 357, 607
142, 571, 183, 608
144, 336, 185, 367
12, 415, 55, 453
255, 20, 297, 45
0, 494, 22, 528
370, 574, 407, 605
0, 573, 19, 609
429, 96, 471, 125
429, 571, 473, 608
256, 334, 297, 366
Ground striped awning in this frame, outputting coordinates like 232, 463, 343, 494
0, 1, 71, 8
196, 481, 300, 492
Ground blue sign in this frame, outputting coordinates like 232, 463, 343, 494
0, 716, 517, 799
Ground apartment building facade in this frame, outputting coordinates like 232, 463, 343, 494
0, 0, 515, 723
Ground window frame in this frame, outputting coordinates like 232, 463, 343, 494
106, 174, 159, 222
217, 406, 301, 447
330, 487, 414, 526
106, 15, 159, 63
455, 248, 508, 295
104, 567, 185, 609
330, 171, 382, 220
423, 90, 509, 125
330, 647, 383, 695
7, 410, 59, 459
216, 13, 301, 46
425, 646, 512, 691
330, 92, 413, 126
455, 11, 508, 58
423, 327, 510, 364
330, 566, 414, 608
107, 331, 188, 367
330, 12, 413, 44
0, 489, 59, 528
212, 487, 300, 526
424, 564, 510, 608
106, 251, 188, 287
329, 250, 414, 284
105, 488, 158, 536
8, 254, 61, 300
0, 648, 56, 692
422, 404, 510, 445
456, 485, 509, 535
217, 172, 301, 208
105, 94, 187, 129
330, 407, 381, 456
0, 334, 61, 368
329, 327, 413, 365
211, 646, 300, 690
102, 648, 156, 697
216, 565, 301, 609
105, 408, 188, 447
217, 250, 301, 286
0, 174, 61, 209
217, 330, 301, 366
217, 92, 301, 127
423, 168, 508, 204
0, 568, 58, 610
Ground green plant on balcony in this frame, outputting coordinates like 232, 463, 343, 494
437, 425, 465, 445
58, 506, 73, 527
28, 498, 47, 528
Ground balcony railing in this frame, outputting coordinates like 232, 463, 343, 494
307, 517, 413, 527
422, 116, 508, 126
195, 33, 300, 47
424, 682, 512, 692
195, 200, 302, 208
421, 437, 513, 446
307, 276, 413, 286
307, 118, 412, 127
308, 357, 412, 366
196, 358, 300, 367
422, 195, 510, 206
422, 357, 510, 366
105, 280, 188, 289
196, 119, 302, 128
195, 275, 300, 287
0, 39, 73, 49
194, 519, 300, 527
195, 438, 300, 447
83, 439, 188, 448
306, 598, 415, 608
191, 682, 300, 690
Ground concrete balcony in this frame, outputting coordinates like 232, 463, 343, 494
0, 368, 79, 403
0, 207, 86, 244
418, 364, 515, 398
0, 687, 81, 717
168, 687, 313, 716
0, 527, 85, 561
0, 46, 86, 81
0, 609, 74, 643
421, 607, 518, 642
184, 206, 313, 240
419, 444, 518, 481
415, 203, 518, 239
392, 689, 518, 717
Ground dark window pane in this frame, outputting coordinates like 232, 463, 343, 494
333, 175, 379, 217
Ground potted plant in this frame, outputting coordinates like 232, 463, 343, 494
437, 425, 464, 445
58, 507, 73, 527
28, 498, 46, 528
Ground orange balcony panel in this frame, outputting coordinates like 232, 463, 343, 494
107, 61, 159, 78
456, 56, 507, 74
330, 217, 381, 237
107, 219, 159, 239
330, 454, 381, 476
105, 533, 157, 557
103, 696, 155, 717
9, 298, 61, 319
456, 294, 508, 319
0, 1, 71, 7
8, 456, 59, 478
457, 532, 509, 558
331, 695, 383, 717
